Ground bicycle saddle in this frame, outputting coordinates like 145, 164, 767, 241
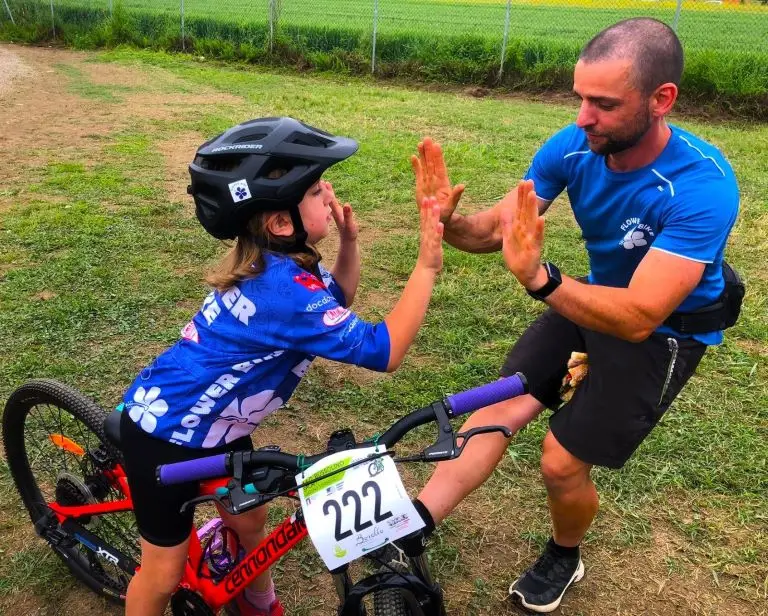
103, 409, 123, 448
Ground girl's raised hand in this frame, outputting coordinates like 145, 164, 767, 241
417, 196, 444, 273
325, 180, 358, 242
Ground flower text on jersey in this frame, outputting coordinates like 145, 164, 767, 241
201, 287, 257, 327
169, 350, 285, 445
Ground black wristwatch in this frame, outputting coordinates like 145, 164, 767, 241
526, 262, 562, 301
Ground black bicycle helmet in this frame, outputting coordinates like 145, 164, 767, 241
188, 117, 358, 243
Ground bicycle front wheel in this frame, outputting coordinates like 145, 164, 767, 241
371, 544, 414, 616
2, 379, 140, 603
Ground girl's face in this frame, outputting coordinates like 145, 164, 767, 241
298, 179, 333, 244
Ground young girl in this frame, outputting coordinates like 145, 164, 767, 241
119, 117, 445, 616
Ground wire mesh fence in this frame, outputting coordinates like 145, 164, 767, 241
2, 0, 767, 112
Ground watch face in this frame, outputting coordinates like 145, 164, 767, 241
527, 262, 561, 300
545, 262, 561, 283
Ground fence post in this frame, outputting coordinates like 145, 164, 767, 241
181, 0, 185, 51
268, 0, 275, 53
371, 0, 379, 74
50, 0, 56, 38
672, 0, 682, 31
499, 0, 511, 81
2, 0, 15, 25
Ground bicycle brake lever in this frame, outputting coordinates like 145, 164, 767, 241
421, 401, 458, 462
179, 493, 235, 516
454, 425, 513, 457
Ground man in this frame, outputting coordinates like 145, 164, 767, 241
408, 17, 740, 613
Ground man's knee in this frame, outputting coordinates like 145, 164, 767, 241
540, 431, 590, 491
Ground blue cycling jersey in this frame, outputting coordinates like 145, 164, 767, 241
122, 253, 390, 448
525, 123, 740, 345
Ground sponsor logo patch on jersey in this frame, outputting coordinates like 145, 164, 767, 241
294, 271, 326, 292
181, 321, 200, 343
323, 306, 352, 326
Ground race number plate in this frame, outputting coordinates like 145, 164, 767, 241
296, 446, 425, 569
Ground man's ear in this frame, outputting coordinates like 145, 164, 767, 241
651, 82, 678, 118
265, 211, 294, 237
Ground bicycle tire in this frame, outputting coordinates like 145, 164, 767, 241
371, 544, 413, 616
2, 379, 139, 603
373, 588, 412, 616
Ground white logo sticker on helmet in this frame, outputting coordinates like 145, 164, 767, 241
228, 179, 252, 203
323, 307, 352, 327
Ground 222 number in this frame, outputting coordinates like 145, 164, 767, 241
322, 480, 393, 541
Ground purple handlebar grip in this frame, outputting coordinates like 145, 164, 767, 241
157, 453, 228, 486
445, 373, 528, 417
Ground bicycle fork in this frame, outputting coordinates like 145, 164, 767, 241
331, 566, 356, 604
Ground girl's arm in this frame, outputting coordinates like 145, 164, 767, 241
265, 198, 442, 374
326, 181, 361, 306
330, 237, 360, 307
383, 197, 443, 372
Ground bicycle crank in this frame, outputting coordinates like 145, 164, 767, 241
170, 588, 217, 616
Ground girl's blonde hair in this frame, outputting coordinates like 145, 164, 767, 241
206, 212, 320, 292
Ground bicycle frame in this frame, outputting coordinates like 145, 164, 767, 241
20, 373, 526, 615
45, 462, 304, 608
44, 461, 430, 614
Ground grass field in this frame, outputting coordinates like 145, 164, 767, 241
0, 44, 766, 615
34, 0, 767, 53
3, 0, 767, 118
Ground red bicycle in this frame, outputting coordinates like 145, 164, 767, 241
2, 374, 526, 615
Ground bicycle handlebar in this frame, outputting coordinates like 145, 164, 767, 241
445, 372, 527, 416
157, 373, 527, 487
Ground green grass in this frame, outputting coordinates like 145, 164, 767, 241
1, 0, 767, 118
0, 48, 766, 614
44, 0, 768, 53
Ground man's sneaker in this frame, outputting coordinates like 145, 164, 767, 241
508, 539, 584, 613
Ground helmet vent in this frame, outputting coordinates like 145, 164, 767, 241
286, 131, 330, 148
259, 156, 298, 180
234, 133, 268, 144
196, 155, 245, 172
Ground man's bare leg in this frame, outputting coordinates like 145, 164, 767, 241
417, 395, 544, 523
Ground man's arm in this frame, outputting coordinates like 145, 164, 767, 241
535, 249, 704, 342
412, 136, 558, 254
503, 180, 704, 342
443, 196, 552, 253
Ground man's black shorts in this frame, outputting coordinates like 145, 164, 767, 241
120, 411, 253, 547
500, 309, 706, 468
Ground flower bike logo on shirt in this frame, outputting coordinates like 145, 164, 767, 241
619, 217, 656, 250
128, 386, 169, 434
168, 351, 289, 446
294, 272, 326, 292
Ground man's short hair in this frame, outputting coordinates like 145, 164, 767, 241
579, 18, 684, 95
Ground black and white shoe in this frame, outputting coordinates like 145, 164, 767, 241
508, 539, 584, 613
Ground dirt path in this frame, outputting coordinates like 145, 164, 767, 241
0, 44, 31, 96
